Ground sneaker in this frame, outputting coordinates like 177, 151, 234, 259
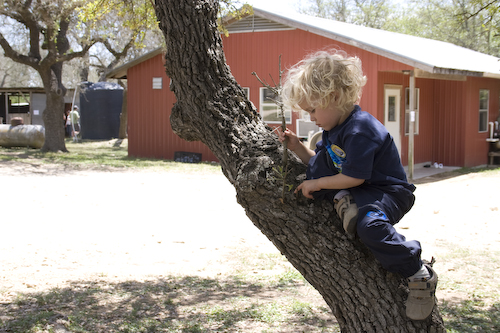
406, 264, 438, 320
334, 194, 358, 235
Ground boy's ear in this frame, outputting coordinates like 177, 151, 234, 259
326, 93, 339, 106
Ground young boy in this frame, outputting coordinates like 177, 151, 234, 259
279, 49, 437, 321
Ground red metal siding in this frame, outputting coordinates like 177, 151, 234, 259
377, 56, 413, 73
413, 78, 436, 165
376, 73, 493, 167
432, 80, 467, 166
126, 27, 500, 167
463, 77, 500, 167
126, 29, 445, 164
431, 77, 500, 167
223, 29, 336, 132
222, 29, 407, 133
127, 54, 217, 161
394, 76, 500, 168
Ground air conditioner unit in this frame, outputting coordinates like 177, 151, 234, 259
296, 119, 320, 138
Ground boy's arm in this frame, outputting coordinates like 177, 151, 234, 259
279, 129, 316, 164
291, 141, 316, 164
295, 173, 365, 199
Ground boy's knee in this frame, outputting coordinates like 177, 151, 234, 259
356, 209, 390, 241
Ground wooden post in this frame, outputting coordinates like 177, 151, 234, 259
408, 71, 415, 180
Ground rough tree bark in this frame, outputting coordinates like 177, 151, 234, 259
40, 24, 70, 152
154, 1, 446, 331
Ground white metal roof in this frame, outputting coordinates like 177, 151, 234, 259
239, 7, 500, 79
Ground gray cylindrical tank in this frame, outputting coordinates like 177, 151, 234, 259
0, 124, 45, 148
80, 82, 123, 140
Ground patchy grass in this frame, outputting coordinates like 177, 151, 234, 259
2, 242, 499, 332
437, 242, 500, 332
0, 139, 222, 174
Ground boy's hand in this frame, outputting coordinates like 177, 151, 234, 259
278, 128, 316, 165
278, 128, 302, 151
295, 179, 321, 199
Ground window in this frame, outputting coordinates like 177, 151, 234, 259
259, 87, 291, 124
388, 96, 396, 122
8, 93, 30, 113
479, 89, 489, 132
404, 87, 419, 135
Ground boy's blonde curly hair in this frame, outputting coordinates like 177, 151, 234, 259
281, 49, 367, 114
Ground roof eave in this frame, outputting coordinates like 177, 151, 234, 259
428, 67, 500, 80
482, 72, 500, 79
106, 47, 165, 80
106, 68, 128, 80
432, 67, 484, 77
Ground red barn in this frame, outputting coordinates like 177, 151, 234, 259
108, 7, 500, 167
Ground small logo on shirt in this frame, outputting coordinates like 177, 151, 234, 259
331, 145, 346, 158
327, 144, 346, 173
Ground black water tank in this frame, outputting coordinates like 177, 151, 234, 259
80, 82, 123, 140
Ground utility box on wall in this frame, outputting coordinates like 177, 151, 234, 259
80, 82, 123, 140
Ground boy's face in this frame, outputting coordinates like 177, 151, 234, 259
298, 100, 346, 131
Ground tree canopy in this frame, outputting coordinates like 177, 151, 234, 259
300, 0, 500, 57
300, 0, 396, 29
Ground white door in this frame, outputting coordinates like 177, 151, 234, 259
384, 88, 401, 155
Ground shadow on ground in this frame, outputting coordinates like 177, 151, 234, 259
1, 275, 498, 332
440, 299, 500, 333
0, 275, 337, 333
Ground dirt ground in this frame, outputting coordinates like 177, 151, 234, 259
0, 161, 499, 304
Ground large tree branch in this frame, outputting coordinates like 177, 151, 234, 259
56, 17, 71, 55
153, 0, 446, 331
98, 37, 136, 80
0, 2, 43, 61
101, 37, 135, 60
0, 31, 40, 68
55, 45, 95, 63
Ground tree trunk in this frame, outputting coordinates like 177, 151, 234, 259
40, 66, 68, 152
154, 1, 446, 331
